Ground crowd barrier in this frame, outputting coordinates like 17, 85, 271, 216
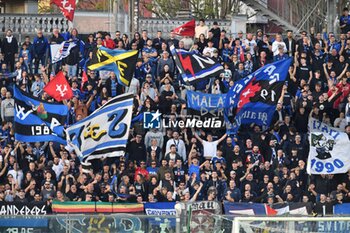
1, 201, 350, 232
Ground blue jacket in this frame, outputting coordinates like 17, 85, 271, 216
33, 36, 49, 56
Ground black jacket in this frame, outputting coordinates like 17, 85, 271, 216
283, 38, 296, 56
1, 37, 18, 55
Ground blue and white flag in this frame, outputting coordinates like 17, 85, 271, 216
224, 58, 292, 134
307, 118, 350, 174
144, 202, 176, 227
187, 90, 226, 115
66, 93, 133, 165
170, 45, 224, 84
14, 85, 68, 144
51, 41, 76, 63
223, 202, 277, 216
144, 202, 176, 215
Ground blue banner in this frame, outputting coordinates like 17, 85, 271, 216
317, 221, 350, 233
187, 90, 226, 115
14, 85, 68, 144
0, 218, 48, 227
334, 203, 350, 214
224, 58, 292, 134
144, 202, 176, 227
223, 202, 270, 216
144, 202, 176, 215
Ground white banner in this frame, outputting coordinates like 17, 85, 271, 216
307, 118, 350, 174
50, 41, 76, 63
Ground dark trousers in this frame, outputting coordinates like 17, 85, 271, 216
34, 55, 47, 74
4, 53, 15, 72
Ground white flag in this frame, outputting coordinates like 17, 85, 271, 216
307, 118, 350, 174
50, 41, 76, 63
66, 93, 133, 163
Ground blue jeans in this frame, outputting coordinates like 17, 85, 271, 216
67, 64, 77, 78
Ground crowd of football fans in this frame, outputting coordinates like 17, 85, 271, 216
1, 8, 350, 216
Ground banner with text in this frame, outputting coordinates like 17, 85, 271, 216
307, 118, 350, 174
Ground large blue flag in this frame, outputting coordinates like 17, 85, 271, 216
224, 58, 292, 134
14, 86, 68, 144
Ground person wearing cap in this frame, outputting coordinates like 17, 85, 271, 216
273, 44, 289, 61
237, 30, 244, 42
195, 18, 209, 39
256, 29, 263, 42
272, 33, 287, 56
340, 7, 350, 34
209, 21, 221, 40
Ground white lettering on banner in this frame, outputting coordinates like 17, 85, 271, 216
263, 65, 276, 76
0, 205, 46, 215
200, 107, 224, 116
31, 125, 51, 136
190, 93, 226, 109
312, 120, 340, 140
15, 104, 33, 120
318, 221, 350, 232
50, 118, 61, 131
307, 118, 350, 174
236, 111, 268, 125
192, 54, 215, 68
5, 228, 34, 233
190, 201, 218, 211
145, 209, 176, 215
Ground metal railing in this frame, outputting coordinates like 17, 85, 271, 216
0, 14, 69, 35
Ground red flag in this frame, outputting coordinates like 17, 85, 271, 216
44, 72, 73, 102
173, 19, 195, 37
81, 70, 88, 91
51, 0, 76, 22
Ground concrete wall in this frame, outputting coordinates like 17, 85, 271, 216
73, 11, 114, 34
